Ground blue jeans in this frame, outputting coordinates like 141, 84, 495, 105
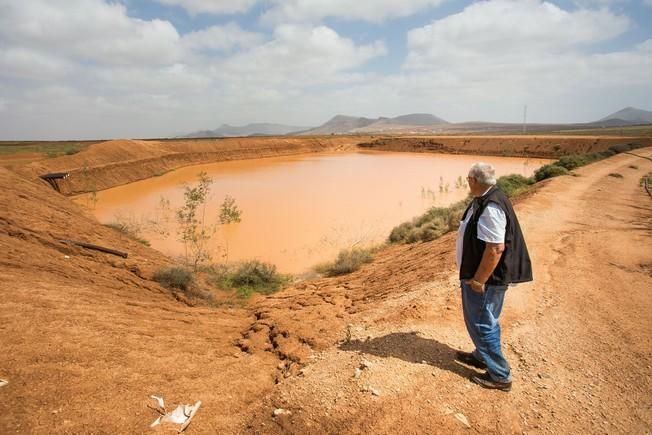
461, 281, 512, 382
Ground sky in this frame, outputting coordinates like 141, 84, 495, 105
1, 0, 651, 140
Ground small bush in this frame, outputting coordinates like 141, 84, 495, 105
609, 143, 643, 154
534, 164, 569, 181
608, 172, 624, 179
316, 248, 374, 276
496, 174, 533, 197
629, 165, 639, 170
557, 154, 593, 170
389, 198, 469, 244
389, 222, 414, 243
209, 260, 288, 296
154, 266, 194, 291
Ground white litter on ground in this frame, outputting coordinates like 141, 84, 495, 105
149, 395, 201, 433
0, 379, 8, 388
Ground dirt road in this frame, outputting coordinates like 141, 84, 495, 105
0, 147, 650, 434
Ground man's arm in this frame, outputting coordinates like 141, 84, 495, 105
467, 242, 505, 293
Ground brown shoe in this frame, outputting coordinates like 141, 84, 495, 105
455, 351, 487, 369
470, 372, 512, 392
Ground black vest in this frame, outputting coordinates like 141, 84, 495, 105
459, 186, 533, 285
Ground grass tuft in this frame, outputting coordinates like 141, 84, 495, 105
389, 199, 468, 244
496, 174, 534, 197
154, 266, 194, 292
534, 164, 569, 181
315, 247, 375, 276
207, 260, 289, 297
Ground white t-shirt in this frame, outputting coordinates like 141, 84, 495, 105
455, 199, 506, 269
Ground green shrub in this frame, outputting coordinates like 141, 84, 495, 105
389, 222, 414, 243
557, 154, 592, 170
154, 266, 194, 291
209, 260, 288, 296
496, 174, 533, 197
316, 248, 374, 276
389, 198, 469, 244
609, 143, 643, 154
534, 164, 569, 181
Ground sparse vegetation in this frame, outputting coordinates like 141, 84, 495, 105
154, 265, 216, 303
0, 141, 94, 157
496, 174, 534, 197
315, 247, 375, 276
154, 266, 194, 292
534, 164, 569, 181
390, 143, 648, 246
549, 125, 652, 136
104, 221, 150, 246
609, 173, 624, 179
389, 198, 469, 244
629, 165, 639, 170
534, 143, 645, 182
207, 260, 289, 297
175, 172, 242, 271
557, 154, 602, 171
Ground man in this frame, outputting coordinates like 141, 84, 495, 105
455, 162, 533, 391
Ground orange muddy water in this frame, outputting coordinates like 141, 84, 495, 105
77, 151, 548, 274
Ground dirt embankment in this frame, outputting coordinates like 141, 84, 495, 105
20, 136, 367, 195
358, 135, 652, 158
0, 139, 650, 433
19, 135, 652, 196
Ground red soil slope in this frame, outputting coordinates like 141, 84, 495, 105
0, 141, 650, 433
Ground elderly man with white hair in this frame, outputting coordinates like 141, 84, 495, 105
455, 162, 533, 391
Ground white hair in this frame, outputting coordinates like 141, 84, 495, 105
468, 162, 497, 186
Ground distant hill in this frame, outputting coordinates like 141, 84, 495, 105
300, 115, 378, 135
301, 113, 449, 135
182, 123, 311, 138
385, 113, 448, 126
182, 107, 651, 138
598, 107, 652, 125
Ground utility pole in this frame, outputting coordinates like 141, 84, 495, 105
522, 104, 528, 133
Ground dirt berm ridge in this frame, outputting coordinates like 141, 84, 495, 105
19, 135, 652, 195
0, 137, 651, 433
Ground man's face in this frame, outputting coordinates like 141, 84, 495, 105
467, 175, 475, 190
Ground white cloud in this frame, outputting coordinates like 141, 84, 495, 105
219, 25, 386, 86
406, 0, 629, 70
0, 48, 74, 80
0, 0, 181, 66
94, 63, 212, 94
154, 0, 257, 15
393, 0, 647, 123
0, 0, 650, 139
182, 23, 265, 52
261, 0, 446, 24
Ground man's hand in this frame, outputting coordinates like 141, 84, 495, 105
465, 279, 485, 294
468, 242, 505, 293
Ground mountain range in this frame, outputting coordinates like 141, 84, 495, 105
181, 107, 652, 138
181, 122, 310, 138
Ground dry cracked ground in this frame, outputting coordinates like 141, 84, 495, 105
0, 148, 651, 434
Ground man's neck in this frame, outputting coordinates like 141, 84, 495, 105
473, 185, 493, 198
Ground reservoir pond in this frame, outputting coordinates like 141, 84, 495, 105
78, 151, 549, 274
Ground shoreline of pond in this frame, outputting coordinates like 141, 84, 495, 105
22, 134, 650, 196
